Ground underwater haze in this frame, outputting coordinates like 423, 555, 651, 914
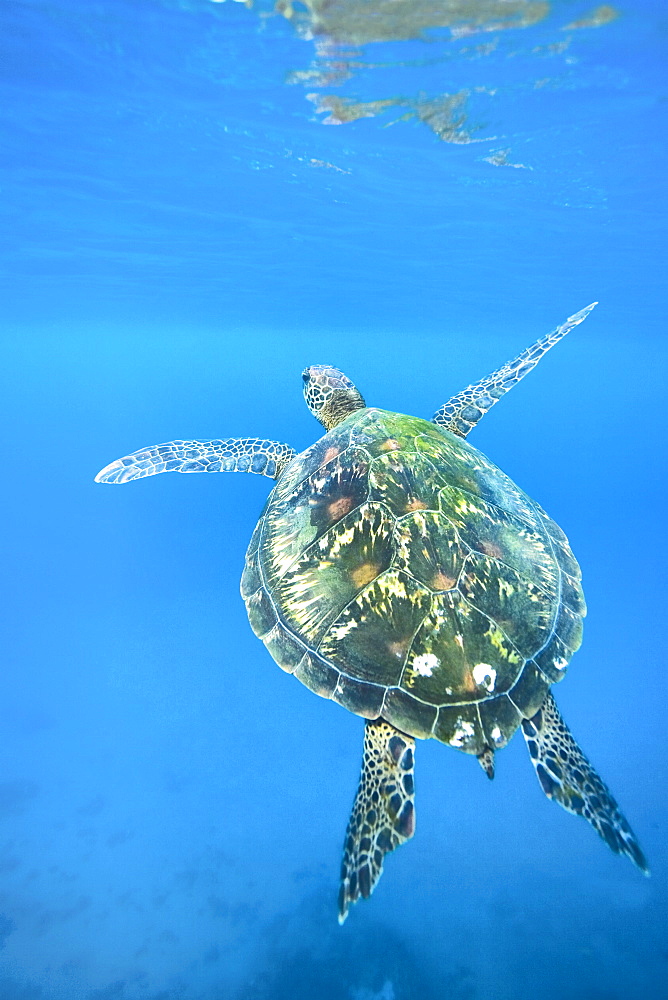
1, 1, 666, 997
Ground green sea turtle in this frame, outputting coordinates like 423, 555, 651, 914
96, 303, 648, 922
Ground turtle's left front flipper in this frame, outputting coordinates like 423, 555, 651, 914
95, 438, 296, 484
522, 692, 649, 874
338, 721, 416, 924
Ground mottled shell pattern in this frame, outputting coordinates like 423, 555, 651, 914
241, 408, 585, 755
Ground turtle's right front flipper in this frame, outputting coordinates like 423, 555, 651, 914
338, 720, 416, 924
95, 438, 296, 484
432, 303, 597, 438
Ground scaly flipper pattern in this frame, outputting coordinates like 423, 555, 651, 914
432, 303, 597, 437
95, 438, 296, 484
339, 721, 416, 924
522, 692, 648, 873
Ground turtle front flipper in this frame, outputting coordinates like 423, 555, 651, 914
338, 720, 416, 924
522, 692, 649, 874
95, 438, 296, 484
432, 303, 597, 438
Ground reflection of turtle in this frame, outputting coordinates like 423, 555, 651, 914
97, 303, 647, 922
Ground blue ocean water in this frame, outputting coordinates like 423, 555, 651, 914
1, 0, 666, 997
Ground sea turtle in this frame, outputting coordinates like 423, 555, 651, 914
96, 303, 648, 922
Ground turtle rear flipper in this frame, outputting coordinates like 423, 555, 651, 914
522, 692, 649, 874
339, 721, 416, 924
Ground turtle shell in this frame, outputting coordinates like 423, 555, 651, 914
241, 408, 585, 755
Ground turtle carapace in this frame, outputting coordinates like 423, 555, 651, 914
96, 303, 648, 923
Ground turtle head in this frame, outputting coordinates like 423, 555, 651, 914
302, 365, 366, 430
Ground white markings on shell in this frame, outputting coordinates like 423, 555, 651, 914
472, 662, 497, 692
412, 653, 440, 677
328, 618, 360, 641
449, 719, 476, 747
